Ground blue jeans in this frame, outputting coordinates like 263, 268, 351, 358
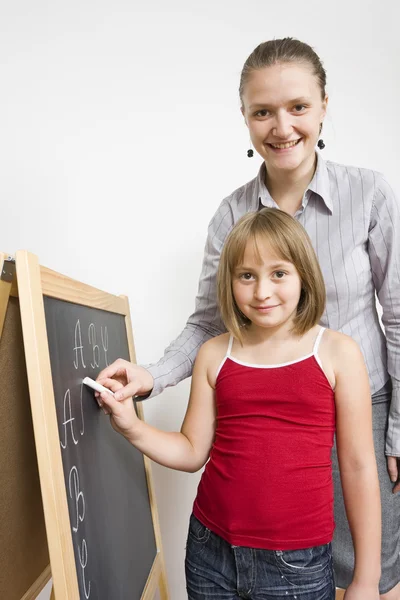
185, 514, 335, 599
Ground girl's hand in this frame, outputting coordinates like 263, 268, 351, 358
343, 581, 380, 599
96, 379, 142, 441
96, 359, 154, 401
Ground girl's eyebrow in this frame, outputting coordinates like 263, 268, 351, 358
235, 262, 291, 271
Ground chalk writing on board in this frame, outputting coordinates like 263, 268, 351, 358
79, 383, 85, 436
45, 297, 158, 598
88, 323, 100, 369
79, 538, 91, 599
101, 326, 109, 367
69, 466, 85, 533
57, 317, 101, 596
60, 389, 78, 449
73, 320, 86, 369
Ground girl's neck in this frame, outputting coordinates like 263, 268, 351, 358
265, 153, 317, 215
243, 320, 301, 346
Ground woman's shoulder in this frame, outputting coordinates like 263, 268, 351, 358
324, 158, 397, 198
325, 157, 380, 176
324, 158, 387, 191
209, 171, 261, 226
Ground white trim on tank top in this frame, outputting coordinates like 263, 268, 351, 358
216, 326, 327, 380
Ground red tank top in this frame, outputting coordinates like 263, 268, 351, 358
193, 327, 336, 550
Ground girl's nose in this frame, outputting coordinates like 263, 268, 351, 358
254, 279, 272, 300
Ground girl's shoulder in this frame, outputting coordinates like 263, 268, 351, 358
195, 333, 231, 386
319, 328, 365, 371
198, 333, 231, 363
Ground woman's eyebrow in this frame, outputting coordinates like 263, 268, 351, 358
249, 97, 312, 111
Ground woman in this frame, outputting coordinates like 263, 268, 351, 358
98, 38, 400, 599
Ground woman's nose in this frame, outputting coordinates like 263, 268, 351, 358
273, 113, 293, 139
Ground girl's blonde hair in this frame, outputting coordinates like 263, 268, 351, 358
217, 208, 326, 343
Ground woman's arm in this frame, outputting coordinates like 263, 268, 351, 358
96, 200, 234, 401
368, 175, 400, 478
98, 340, 217, 473
332, 334, 381, 596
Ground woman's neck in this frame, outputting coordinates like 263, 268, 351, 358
265, 153, 317, 215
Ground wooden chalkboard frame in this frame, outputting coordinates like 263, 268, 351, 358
16, 250, 169, 600
0, 252, 51, 599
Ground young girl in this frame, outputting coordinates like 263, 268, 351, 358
98, 208, 381, 600
97, 38, 400, 599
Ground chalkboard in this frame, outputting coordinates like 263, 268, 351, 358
16, 250, 169, 600
44, 297, 157, 599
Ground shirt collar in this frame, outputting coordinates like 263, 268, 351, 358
256, 152, 333, 213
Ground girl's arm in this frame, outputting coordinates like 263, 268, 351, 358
332, 334, 381, 595
98, 341, 217, 473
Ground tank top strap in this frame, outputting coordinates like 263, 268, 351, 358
226, 335, 234, 357
216, 335, 235, 380
312, 327, 325, 356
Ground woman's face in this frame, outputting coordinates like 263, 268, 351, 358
241, 63, 327, 174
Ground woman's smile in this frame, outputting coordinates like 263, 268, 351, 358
266, 138, 303, 152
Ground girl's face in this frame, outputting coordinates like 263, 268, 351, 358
241, 63, 327, 174
232, 238, 302, 332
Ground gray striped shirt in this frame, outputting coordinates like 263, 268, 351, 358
146, 154, 400, 456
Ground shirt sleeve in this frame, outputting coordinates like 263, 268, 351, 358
143, 200, 235, 398
368, 174, 400, 456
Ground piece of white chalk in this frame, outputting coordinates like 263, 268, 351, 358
83, 376, 115, 396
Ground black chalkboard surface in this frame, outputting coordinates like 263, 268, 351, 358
43, 296, 157, 599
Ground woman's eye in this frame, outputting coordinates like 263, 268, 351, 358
293, 104, 306, 112
274, 271, 286, 279
254, 109, 269, 118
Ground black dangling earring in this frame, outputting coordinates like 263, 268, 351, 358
247, 137, 254, 157
317, 123, 325, 150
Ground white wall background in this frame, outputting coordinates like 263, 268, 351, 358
1, 1, 399, 598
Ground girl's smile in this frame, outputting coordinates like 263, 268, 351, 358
251, 303, 280, 312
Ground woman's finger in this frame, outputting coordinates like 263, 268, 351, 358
96, 359, 129, 383
97, 377, 124, 393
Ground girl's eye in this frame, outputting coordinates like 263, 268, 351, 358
274, 271, 286, 279
293, 104, 306, 112
239, 272, 254, 281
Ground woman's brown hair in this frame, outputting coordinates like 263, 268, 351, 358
239, 37, 327, 103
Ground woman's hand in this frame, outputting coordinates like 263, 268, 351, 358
96, 378, 142, 441
343, 581, 379, 599
96, 359, 154, 401
387, 456, 400, 493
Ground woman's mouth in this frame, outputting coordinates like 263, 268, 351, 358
266, 138, 302, 151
